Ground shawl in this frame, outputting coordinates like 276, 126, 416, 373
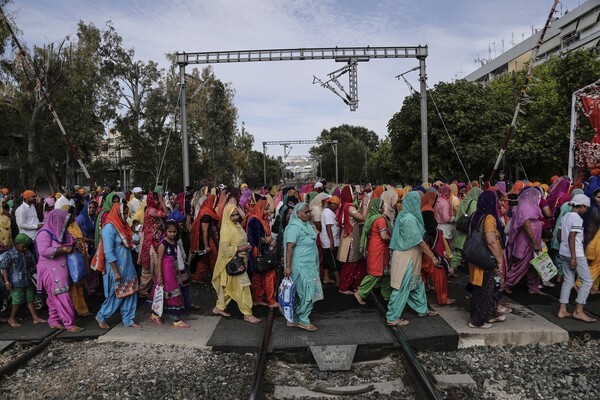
457, 187, 482, 218
310, 192, 330, 208
359, 198, 390, 256
547, 179, 570, 212
471, 191, 506, 244
552, 202, 573, 250
332, 187, 341, 197
285, 203, 317, 240
380, 190, 398, 223
239, 189, 252, 209
421, 191, 437, 213
389, 191, 425, 251
91, 203, 133, 273
174, 192, 186, 216
495, 181, 507, 195
190, 194, 219, 253
41, 209, 75, 246
512, 188, 542, 230
220, 204, 247, 252
43, 197, 55, 220
434, 185, 453, 223
372, 185, 385, 199
76, 199, 96, 239
246, 200, 272, 236
167, 210, 185, 222
95, 192, 116, 246
591, 188, 600, 209
338, 185, 355, 238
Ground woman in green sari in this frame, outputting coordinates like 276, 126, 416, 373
450, 187, 482, 273
94, 192, 118, 247
386, 191, 438, 326
284, 203, 323, 332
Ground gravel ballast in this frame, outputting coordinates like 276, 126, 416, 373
418, 338, 600, 400
264, 351, 415, 399
0, 340, 256, 400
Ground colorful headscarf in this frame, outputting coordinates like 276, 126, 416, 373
338, 185, 355, 238
246, 200, 272, 236
360, 198, 389, 256
389, 191, 425, 251
471, 190, 505, 244
41, 209, 75, 246
421, 191, 437, 213
76, 199, 96, 239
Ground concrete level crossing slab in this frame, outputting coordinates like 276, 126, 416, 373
434, 298, 568, 348
99, 307, 220, 349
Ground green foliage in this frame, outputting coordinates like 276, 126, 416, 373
309, 124, 379, 183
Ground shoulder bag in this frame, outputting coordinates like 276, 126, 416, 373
456, 200, 474, 233
226, 256, 247, 276
255, 249, 277, 273
462, 216, 497, 271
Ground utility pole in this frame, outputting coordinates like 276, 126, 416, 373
419, 56, 428, 183
179, 64, 190, 189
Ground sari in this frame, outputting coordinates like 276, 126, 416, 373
211, 204, 253, 316
284, 203, 322, 325
338, 186, 365, 291
505, 188, 543, 292
36, 210, 77, 329
96, 203, 138, 327
356, 199, 392, 301
468, 192, 502, 326
386, 191, 429, 323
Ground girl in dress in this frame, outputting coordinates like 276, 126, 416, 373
147, 221, 189, 328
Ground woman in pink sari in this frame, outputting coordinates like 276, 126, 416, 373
434, 185, 454, 244
138, 192, 167, 297
36, 209, 84, 332
504, 188, 543, 294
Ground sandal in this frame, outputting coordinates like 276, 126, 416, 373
187, 304, 202, 310
468, 322, 493, 329
488, 315, 506, 323
66, 326, 85, 333
387, 319, 409, 327
50, 324, 66, 330
149, 314, 163, 326
418, 310, 439, 317
297, 323, 318, 331
172, 320, 191, 329
497, 305, 513, 314
286, 322, 298, 327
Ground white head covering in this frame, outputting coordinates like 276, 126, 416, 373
133, 187, 143, 193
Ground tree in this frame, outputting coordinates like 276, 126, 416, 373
309, 124, 380, 183
0, 19, 115, 191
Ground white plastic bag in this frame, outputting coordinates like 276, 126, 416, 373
278, 277, 295, 324
530, 251, 558, 282
151, 284, 164, 317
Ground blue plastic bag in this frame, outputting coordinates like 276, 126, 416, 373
67, 252, 89, 284
278, 277, 296, 324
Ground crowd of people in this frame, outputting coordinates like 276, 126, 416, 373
0, 172, 598, 332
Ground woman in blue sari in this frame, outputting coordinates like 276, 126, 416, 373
386, 191, 438, 326
284, 203, 323, 331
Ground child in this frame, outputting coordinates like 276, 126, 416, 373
0, 234, 46, 327
147, 221, 190, 328
557, 194, 596, 322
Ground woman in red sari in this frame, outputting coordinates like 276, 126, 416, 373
190, 194, 220, 283
337, 185, 368, 294
138, 192, 167, 297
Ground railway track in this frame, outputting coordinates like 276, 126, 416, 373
248, 290, 445, 400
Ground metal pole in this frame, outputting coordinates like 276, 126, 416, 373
334, 144, 339, 184
419, 57, 428, 183
263, 143, 267, 186
179, 64, 190, 189
568, 92, 577, 181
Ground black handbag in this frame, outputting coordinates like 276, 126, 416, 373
255, 251, 277, 273
462, 218, 497, 271
456, 200, 474, 233
226, 256, 246, 276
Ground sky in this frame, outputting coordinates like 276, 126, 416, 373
5, 0, 587, 158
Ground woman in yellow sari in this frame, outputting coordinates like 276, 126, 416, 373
211, 204, 261, 323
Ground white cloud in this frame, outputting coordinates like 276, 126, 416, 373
9, 0, 587, 157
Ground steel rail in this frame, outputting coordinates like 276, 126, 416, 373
248, 307, 275, 400
371, 293, 445, 400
